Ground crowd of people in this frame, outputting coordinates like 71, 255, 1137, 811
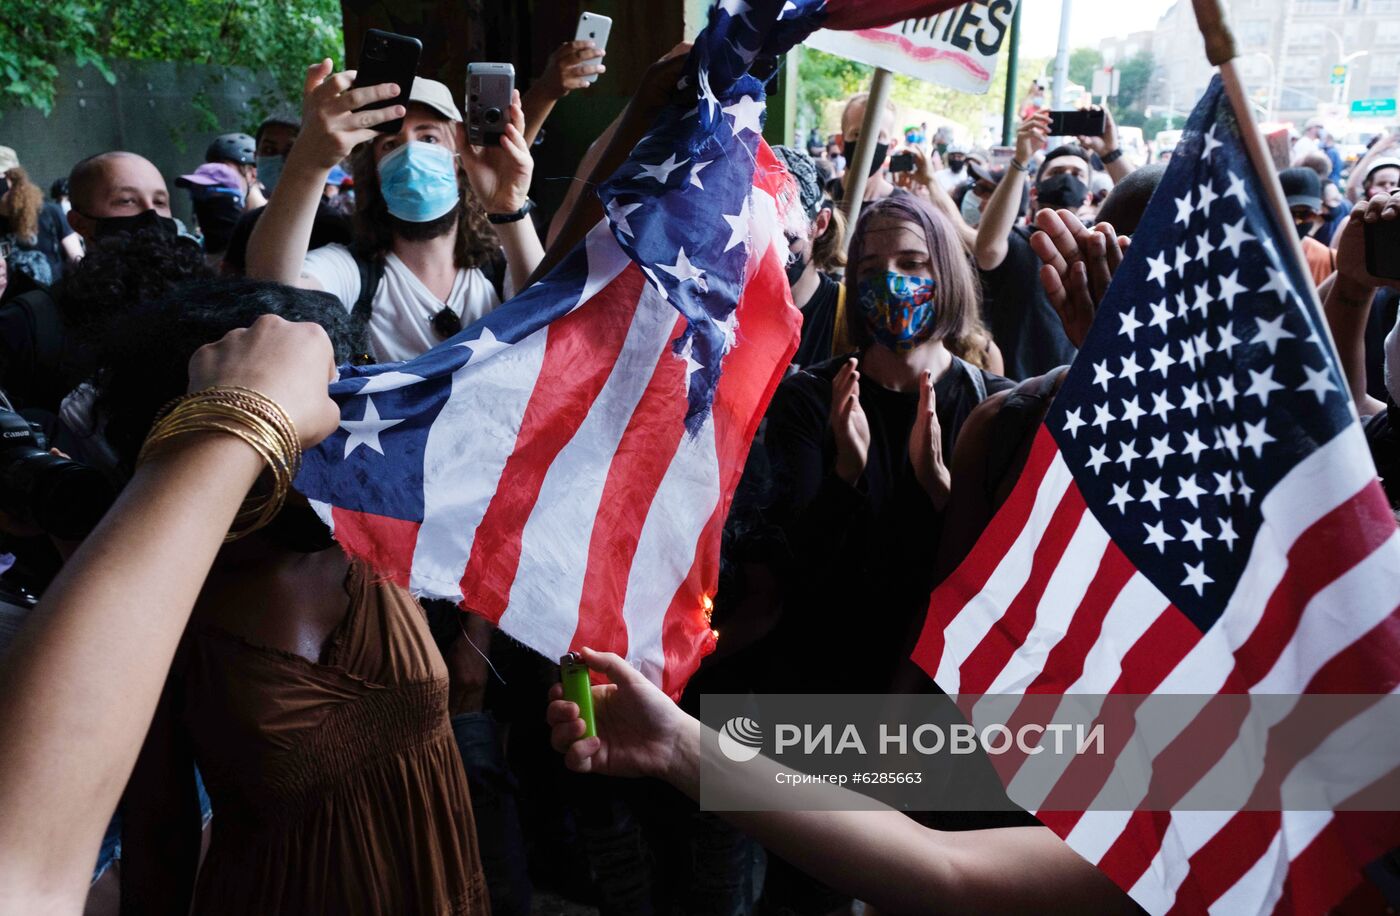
1, 26, 1399, 916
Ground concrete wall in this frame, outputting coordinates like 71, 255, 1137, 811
0, 59, 275, 225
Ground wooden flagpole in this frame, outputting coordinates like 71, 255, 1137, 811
841, 66, 894, 253
1189, 0, 1346, 372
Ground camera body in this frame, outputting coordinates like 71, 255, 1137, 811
0, 406, 112, 540
467, 62, 516, 147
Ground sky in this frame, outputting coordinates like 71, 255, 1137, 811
1019, 0, 1179, 59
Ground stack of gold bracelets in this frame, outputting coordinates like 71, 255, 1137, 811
138, 386, 301, 541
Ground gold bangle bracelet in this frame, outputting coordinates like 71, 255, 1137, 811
138, 386, 302, 541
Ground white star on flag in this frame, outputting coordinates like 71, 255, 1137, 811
1141, 477, 1169, 510
1146, 435, 1173, 467
1093, 360, 1114, 391
1181, 517, 1210, 550
1174, 192, 1194, 226
1224, 170, 1249, 206
357, 370, 426, 394
1149, 299, 1174, 332
1244, 366, 1284, 407
1062, 407, 1086, 438
1257, 266, 1293, 303
608, 201, 643, 237
1197, 181, 1218, 217
689, 159, 712, 189
722, 197, 750, 252
659, 247, 709, 292
1220, 217, 1254, 258
1182, 429, 1208, 461
341, 397, 404, 458
1181, 560, 1213, 596
1242, 418, 1275, 457
1121, 395, 1147, 428
1144, 519, 1173, 552
1177, 474, 1207, 508
1253, 314, 1295, 354
1146, 252, 1171, 287
1297, 364, 1339, 402
723, 95, 764, 135
1216, 270, 1247, 308
1119, 307, 1143, 342
459, 327, 508, 360
637, 153, 689, 184
1201, 127, 1223, 160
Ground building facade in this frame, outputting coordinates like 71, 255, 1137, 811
1111, 0, 1400, 128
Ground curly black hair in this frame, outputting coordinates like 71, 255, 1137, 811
93, 278, 354, 474
54, 228, 215, 348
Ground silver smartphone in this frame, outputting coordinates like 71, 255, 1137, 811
574, 12, 613, 85
466, 62, 515, 146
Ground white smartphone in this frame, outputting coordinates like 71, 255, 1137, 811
574, 12, 613, 84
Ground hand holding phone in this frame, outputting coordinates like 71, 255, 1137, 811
1361, 195, 1400, 282
1048, 108, 1106, 138
352, 30, 422, 135
888, 151, 916, 173
573, 13, 613, 85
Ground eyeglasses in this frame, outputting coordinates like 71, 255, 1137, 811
432, 307, 462, 340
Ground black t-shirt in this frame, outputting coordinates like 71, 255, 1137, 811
758, 354, 1013, 694
222, 202, 354, 275
1366, 403, 1400, 509
792, 272, 841, 369
1364, 288, 1399, 403
979, 225, 1078, 381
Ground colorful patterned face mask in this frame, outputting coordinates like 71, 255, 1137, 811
856, 271, 938, 351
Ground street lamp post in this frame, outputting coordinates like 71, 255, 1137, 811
1322, 26, 1369, 107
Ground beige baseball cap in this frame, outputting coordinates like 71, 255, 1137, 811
0, 146, 18, 172
408, 78, 462, 123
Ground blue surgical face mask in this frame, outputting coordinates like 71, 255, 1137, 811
376, 141, 459, 223
857, 271, 939, 351
255, 154, 284, 194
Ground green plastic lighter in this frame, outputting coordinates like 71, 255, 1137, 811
560, 653, 597, 739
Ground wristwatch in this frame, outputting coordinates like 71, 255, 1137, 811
1101, 148, 1124, 165
487, 198, 536, 225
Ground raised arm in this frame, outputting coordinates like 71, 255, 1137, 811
975, 111, 1049, 271
1076, 105, 1132, 185
460, 90, 544, 295
246, 60, 403, 287
521, 41, 606, 147
1325, 191, 1400, 416
0, 316, 338, 913
904, 144, 977, 250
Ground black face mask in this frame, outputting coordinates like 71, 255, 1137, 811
259, 501, 337, 553
842, 140, 889, 178
785, 248, 807, 288
1036, 173, 1089, 211
1296, 220, 1317, 240
93, 208, 179, 240
192, 193, 243, 255
948, 157, 966, 173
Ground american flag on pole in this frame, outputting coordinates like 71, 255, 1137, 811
295, 0, 965, 694
911, 77, 1400, 913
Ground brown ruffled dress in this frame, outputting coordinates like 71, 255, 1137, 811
180, 561, 489, 915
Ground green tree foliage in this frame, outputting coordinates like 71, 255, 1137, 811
797, 47, 1050, 146
1067, 47, 1102, 90
0, 0, 342, 123
1112, 51, 1154, 127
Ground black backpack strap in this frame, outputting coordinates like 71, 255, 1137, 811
349, 248, 384, 364
483, 248, 508, 303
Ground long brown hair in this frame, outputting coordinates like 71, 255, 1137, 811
1, 166, 43, 245
349, 137, 499, 269
843, 194, 986, 359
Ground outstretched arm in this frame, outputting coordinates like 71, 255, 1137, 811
547, 649, 1134, 916
0, 317, 339, 912
246, 60, 403, 288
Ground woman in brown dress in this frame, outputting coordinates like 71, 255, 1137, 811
95, 280, 489, 915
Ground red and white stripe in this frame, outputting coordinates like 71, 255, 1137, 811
319, 143, 800, 695
912, 422, 1400, 914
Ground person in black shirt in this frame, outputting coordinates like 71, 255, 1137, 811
772, 145, 850, 368
760, 193, 1013, 696
973, 108, 1132, 381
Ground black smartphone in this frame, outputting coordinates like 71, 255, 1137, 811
467, 62, 516, 146
1364, 216, 1400, 281
1048, 108, 1106, 137
889, 151, 916, 173
353, 30, 422, 135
